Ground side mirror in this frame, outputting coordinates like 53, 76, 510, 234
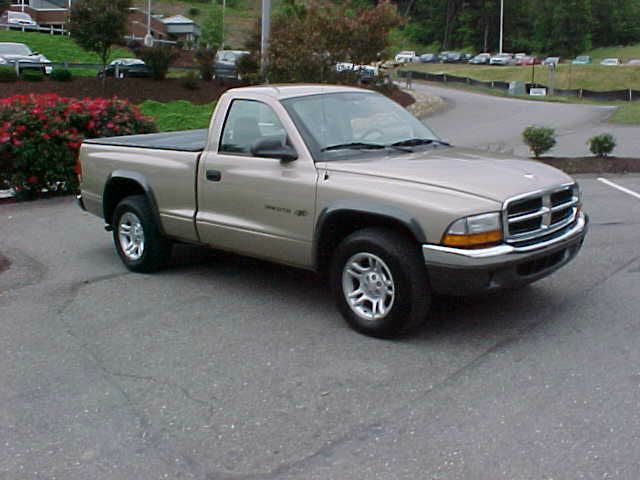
251, 137, 298, 162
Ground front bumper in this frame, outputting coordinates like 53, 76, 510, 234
422, 213, 588, 295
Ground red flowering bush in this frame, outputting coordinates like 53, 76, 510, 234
0, 94, 156, 198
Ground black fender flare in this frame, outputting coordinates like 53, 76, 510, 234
313, 201, 427, 270
103, 170, 165, 236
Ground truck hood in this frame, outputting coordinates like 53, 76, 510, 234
320, 147, 574, 203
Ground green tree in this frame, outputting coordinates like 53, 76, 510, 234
70, 0, 131, 82
0, 0, 10, 12
201, 2, 223, 49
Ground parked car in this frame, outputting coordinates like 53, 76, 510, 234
469, 53, 492, 65
572, 55, 592, 65
601, 58, 621, 66
543, 56, 560, 67
440, 51, 462, 63
490, 53, 515, 66
77, 84, 588, 338
335, 62, 379, 84
0, 10, 37, 27
626, 59, 640, 66
0, 42, 52, 74
98, 58, 151, 79
516, 56, 541, 66
214, 50, 249, 80
394, 51, 417, 63
461, 53, 474, 62
419, 53, 438, 63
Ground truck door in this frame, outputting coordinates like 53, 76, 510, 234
196, 98, 318, 268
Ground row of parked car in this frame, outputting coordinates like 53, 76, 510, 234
0, 41, 249, 80
395, 50, 640, 67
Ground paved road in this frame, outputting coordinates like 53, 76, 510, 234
413, 82, 640, 158
1, 175, 640, 479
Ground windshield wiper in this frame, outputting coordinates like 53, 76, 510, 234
390, 138, 450, 148
321, 142, 386, 152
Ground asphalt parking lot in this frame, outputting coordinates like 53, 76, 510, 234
1, 174, 639, 479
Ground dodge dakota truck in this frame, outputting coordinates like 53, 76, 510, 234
77, 85, 588, 338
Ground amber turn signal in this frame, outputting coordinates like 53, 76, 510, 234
442, 230, 503, 248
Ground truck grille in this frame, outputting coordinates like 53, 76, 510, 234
503, 184, 579, 246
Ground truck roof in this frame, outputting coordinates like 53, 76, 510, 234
224, 84, 374, 100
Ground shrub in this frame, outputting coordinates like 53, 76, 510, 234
588, 133, 616, 157
181, 72, 200, 90
51, 68, 73, 82
188, 7, 200, 17
193, 47, 215, 80
0, 94, 156, 199
0, 66, 17, 82
20, 70, 45, 82
138, 45, 178, 80
522, 126, 556, 158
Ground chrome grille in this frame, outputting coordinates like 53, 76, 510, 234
503, 184, 580, 245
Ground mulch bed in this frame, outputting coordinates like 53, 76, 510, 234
0, 77, 243, 104
538, 157, 640, 174
1, 77, 415, 106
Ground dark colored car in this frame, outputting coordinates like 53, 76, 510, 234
99, 58, 151, 79
0, 42, 52, 74
419, 53, 438, 63
214, 50, 249, 80
441, 51, 462, 63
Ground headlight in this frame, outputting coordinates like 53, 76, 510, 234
0, 58, 6, 65
442, 212, 503, 248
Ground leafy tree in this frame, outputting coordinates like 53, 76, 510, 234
266, 1, 401, 83
70, 0, 131, 82
201, 2, 223, 49
0, 0, 10, 12
137, 46, 178, 80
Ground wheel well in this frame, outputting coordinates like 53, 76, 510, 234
103, 178, 146, 224
315, 210, 422, 274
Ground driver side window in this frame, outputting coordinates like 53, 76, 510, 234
219, 100, 286, 155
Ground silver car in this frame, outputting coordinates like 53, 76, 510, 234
0, 10, 37, 27
0, 42, 53, 74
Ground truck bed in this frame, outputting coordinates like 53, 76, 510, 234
83, 129, 208, 152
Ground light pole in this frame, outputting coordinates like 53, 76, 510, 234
21, 0, 25, 13
499, 0, 504, 54
260, 0, 271, 75
144, 0, 153, 46
220, 0, 226, 50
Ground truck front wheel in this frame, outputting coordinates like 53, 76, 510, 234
112, 195, 171, 273
330, 228, 431, 338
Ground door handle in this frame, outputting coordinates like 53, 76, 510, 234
206, 169, 221, 182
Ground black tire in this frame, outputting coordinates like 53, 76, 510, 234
330, 228, 431, 338
112, 195, 172, 273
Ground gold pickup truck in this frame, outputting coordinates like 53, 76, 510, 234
77, 85, 588, 338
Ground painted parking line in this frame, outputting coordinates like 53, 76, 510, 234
597, 177, 640, 201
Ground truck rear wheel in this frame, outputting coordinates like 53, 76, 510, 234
330, 228, 431, 338
112, 195, 171, 273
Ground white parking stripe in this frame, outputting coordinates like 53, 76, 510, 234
598, 177, 640, 200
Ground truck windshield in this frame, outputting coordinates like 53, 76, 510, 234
281, 92, 440, 161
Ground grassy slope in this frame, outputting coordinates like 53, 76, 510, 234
585, 44, 640, 62
0, 30, 131, 64
132, 0, 259, 49
138, 100, 215, 132
609, 103, 640, 124
401, 63, 640, 91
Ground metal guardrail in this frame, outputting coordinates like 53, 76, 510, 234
1, 22, 68, 35
399, 70, 640, 102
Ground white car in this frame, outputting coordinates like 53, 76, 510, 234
601, 58, 621, 66
0, 10, 37, 27
490, 53, 514, 65
394, 51, 417, 63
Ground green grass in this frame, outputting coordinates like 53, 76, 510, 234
609, 103, 640, 124
401, 63, 640, 91
0, 30, 131, 65
584, 44, 640, 62
138, 100, 215, 132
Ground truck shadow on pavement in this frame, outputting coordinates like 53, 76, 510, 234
167, 243, 557, 343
